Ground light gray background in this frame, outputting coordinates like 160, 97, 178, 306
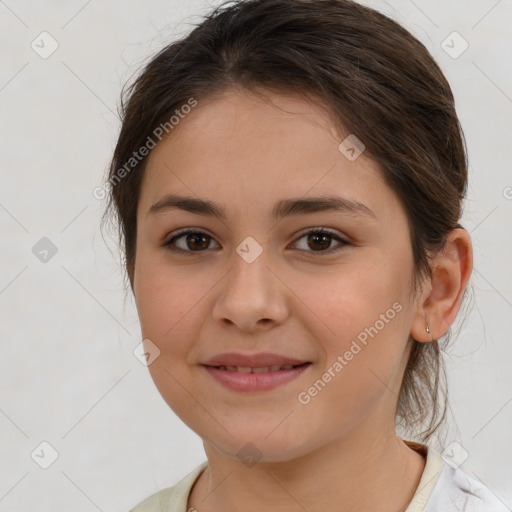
1, 0, 511, 510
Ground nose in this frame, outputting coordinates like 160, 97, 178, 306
211, 246, 289, 333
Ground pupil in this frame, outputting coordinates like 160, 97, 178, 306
308, 233, 331, 251
188, 233, 209, 250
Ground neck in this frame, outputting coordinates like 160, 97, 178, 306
188, 427, 426, 512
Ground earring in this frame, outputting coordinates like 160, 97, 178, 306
425, 323, 434, 342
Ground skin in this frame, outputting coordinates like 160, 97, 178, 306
133, 87, 473, 512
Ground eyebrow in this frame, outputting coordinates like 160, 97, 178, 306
147, 194, 377, 221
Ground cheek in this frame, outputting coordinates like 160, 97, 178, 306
302, 259, 407, 338
134, 260, 210, 417
134, 252, 220, 369
136, 276, 203, 347
304, 258, 412, 390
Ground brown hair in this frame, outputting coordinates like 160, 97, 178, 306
102, 0, 469, 443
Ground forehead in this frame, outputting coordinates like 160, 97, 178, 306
138, 88, 397, 222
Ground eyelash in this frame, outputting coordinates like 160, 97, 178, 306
162, 227, 350, 256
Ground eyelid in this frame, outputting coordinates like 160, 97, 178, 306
162, 226, 350, 255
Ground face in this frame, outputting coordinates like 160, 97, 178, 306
133, 88, 421, 463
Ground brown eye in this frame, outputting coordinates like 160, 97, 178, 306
292, 228, 348, 254
163, 229, 220, 254
163, 227, 348, 256
306, 232, 332, 251
184, 232, 210, 251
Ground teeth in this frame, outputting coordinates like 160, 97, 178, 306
252, 366, 270, 373
217, 364, 299, 373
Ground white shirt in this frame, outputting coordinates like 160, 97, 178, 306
405, 442, 508, 511
130, 443, 509, 511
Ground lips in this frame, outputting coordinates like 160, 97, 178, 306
201, 353, 312, 391
214, 364, 306, 373
202, 352, 310, 369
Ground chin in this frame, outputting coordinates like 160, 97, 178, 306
203, 428, 313, 465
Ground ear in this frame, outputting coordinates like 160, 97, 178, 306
410, 228, 473, 342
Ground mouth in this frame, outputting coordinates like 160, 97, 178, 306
207, 362, 311, 373
202, 362, 312, 392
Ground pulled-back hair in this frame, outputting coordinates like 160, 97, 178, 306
102, 0, 469, 442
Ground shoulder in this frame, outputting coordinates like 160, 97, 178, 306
129, 461, 208, 512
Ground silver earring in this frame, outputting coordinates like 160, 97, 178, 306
425, 323, 434, 342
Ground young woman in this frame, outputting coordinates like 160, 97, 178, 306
103, 0, 507, 510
